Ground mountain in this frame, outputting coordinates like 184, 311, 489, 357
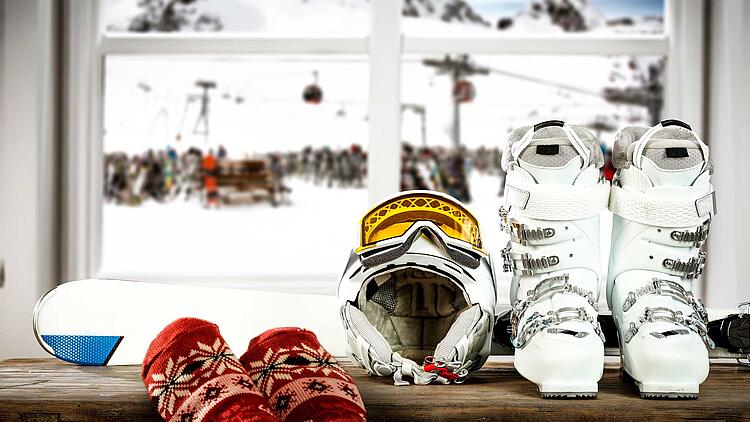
402, 0, 490, 27
507, 0, 606, 32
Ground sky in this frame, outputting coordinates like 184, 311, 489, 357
469, 0, 664, 21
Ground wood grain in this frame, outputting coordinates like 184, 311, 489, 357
0, 359, 748, 421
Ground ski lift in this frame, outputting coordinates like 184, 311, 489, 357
303, 70, 323, 104
175, 80, 216, 143
453, 79, 476, 103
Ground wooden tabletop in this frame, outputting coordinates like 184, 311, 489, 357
1, 359, 749, 421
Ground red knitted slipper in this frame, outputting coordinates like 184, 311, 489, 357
239, 327, 366, 422
142, 318, 279, 422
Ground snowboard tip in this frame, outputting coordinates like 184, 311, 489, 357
33, 285, 124, 365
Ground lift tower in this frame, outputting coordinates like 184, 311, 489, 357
422, 55, 489, 148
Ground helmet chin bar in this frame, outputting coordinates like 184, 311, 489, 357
342, 302, 490, 386
340, 265, 492, 386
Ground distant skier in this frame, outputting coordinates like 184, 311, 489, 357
203, 149, 219, 208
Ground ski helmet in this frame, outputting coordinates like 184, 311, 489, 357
337, 190, 496, 385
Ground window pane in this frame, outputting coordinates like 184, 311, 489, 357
400, 54, 664, 296
403, 0, 664, 36
101, 0, 370, 36
102, 55, 368, 279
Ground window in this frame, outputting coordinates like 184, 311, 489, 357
101, 0, 369, 35
66, 1, 704, 296
102, 55, 368, 278
402, 0, 664, 36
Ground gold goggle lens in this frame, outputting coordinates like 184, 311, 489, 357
358, 192, 483, 252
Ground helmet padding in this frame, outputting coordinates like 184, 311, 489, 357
357, 268, 470, 361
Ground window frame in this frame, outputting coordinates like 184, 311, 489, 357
63, 0, 706, 295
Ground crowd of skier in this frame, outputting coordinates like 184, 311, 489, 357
103, 145, 370, 206
400, 143, 505, 203
272, 144, 368, 189
104, 143, 509, 206
105, 146, 220, 205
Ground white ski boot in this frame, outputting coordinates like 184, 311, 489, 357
608, 119, 716, 398
501, 121, 610, 398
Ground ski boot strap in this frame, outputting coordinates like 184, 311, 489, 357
504, 181, 610, 221
609, 185, 716, 228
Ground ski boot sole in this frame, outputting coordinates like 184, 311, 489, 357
538, 384, 598, 399
539, 391, 598, 399
621, 369, 699, 399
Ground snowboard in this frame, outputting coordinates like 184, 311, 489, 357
33, 279, 344, 365
34, 278, 749, 366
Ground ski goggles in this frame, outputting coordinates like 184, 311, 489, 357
356, 191, 485, 260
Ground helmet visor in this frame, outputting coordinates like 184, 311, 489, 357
358, 191, 483, 252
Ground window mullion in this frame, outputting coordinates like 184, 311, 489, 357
64, 0, 102, 280
403, 35, 668, 56
664, 0, 705, 136
99, 34, 369, 55
367, 0, 402, 205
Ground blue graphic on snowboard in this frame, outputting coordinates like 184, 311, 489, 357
41, 335, 123, 365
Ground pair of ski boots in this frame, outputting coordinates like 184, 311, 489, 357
501, 119, 716, 399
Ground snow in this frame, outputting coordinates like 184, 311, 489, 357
102, 177, 367, 278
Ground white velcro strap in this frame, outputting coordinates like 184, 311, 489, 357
505, 182, 610, 221
609, 186, 715, 228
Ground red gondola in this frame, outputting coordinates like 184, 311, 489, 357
303, 71, 323, 104
453, 79, 476, 103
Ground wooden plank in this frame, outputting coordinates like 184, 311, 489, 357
0, 359, 749, 421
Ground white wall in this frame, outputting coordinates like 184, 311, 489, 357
704, 0, 750, 308
0, 0, 57, 359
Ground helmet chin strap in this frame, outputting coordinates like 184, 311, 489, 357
342, 303, 486, 386
392, 353, 451, 386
